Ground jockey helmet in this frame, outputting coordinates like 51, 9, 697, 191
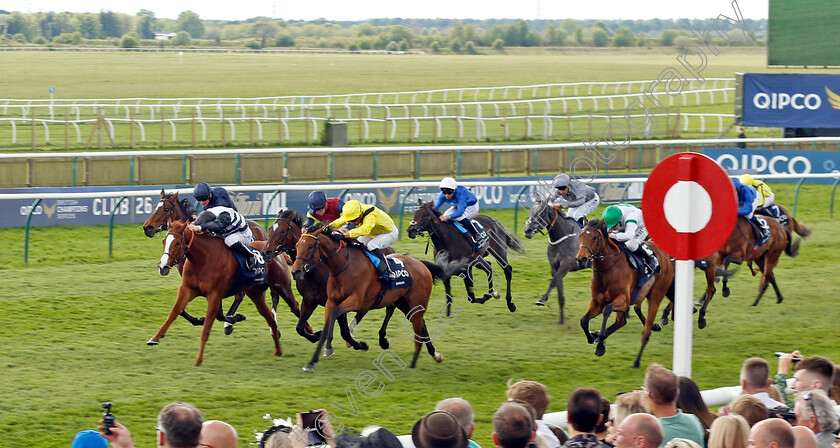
193, 182, 212, 201
739, 174, 755, 186
731, 177, 742, 189
342, 200, 364, 221
308, 191, 328, 211
602, 205, 622, 229
552, 173, 571, 189
440, 177, 457, 192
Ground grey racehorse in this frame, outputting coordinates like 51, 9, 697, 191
523, 198, 588, 324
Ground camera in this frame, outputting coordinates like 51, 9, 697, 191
774, 352, 803, 362
300, 410, 326, 445
102, 402, 115, 435
768, 407, 797, 422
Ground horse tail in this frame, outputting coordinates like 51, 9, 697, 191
784, 233, 800, 258
503, 229, 526, 253
422, 256, 468, 283
715, 264, 739, 279
792, 219, 811, 238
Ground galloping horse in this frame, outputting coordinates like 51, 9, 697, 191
575, 219, 674, 368
142, 190, 270, 334
152, 220, 303, 366
523, 198, 586, 324
291, 223, 452, 372
263, 209, 393, 355
407, 201, 525, 313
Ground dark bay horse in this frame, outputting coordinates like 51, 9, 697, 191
263, 209, 393, 355
151, 220, 304, 366
406, 201, 525, 313
522, 198, 586, 324
575, 219, 675, 368
142, 189, 270, 334
291, 224, 452, 372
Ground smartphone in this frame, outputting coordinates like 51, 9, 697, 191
774, 352, 803, 362
300, 411, 326, 445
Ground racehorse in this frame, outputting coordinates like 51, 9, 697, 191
757, 203, 811, 239
291, 223, 452, 372
263, 209, 394, 355
522, 198, 587, 324
151, 220, 303, 366
142, 189, 271, 334
406, 201, 525, 313
698, 216, 796, 316
575, 219, 675, 368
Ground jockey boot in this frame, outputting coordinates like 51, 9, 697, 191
371, 248, 392, 282
634, 244, 659, 276
576, 217, 586, 228
231, 241, 262, 271
750, 216, 770, 246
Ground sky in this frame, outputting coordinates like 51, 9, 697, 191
4, 0, 769, 22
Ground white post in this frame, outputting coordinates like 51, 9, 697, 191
673, 259, 694, 377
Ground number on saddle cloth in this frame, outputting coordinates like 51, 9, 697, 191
363, 252, 413, 289
452, 219, 489, 251
227, 247, 266, 295
760, 204, 789, 227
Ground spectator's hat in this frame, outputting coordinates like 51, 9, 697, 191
411, 411, 468, 448
72, 430, 108, 448
336, 426, 402, 448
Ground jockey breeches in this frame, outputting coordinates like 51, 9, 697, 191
358, 226, 399, 250
223, 228, 254, 248
568, 195, 600, 221
443, 203, 479, 220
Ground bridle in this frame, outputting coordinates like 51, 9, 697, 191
297, 232, 350, 276
269, 217, 297, 258
525, 202, 577, 245
578, 226, 621, 272
163, 225, 196, 267
155, 195, 184, 233
408, 206, 439, 237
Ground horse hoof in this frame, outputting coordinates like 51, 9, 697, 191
302, 363, 315, 372
594, 345, 606, 357
698, 318, 707, 329
323, 348, 334, 357
434, 352, 443, 363
507, 302, 516, 312
358, 342, 369, 351
482, 294, 493, 302
235, 313, 246, 322
534, 298, 547, 306
722, 288, 730, 298
776, 297, 784, 304
379, 339, 390, 350
224, 325, 234, 336
492, 291, 501, 299
652, 323, 662, 332
146, 337, 160, 346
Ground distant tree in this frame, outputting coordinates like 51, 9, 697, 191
177, 10, 204, 39
660, 29, 678, 46
244, 38, 262, 49
49, 12, 78, 37
637, 35, 646, 47
389, 25, 413, 46
594, 21, 609, 34
253, 20, 280, 47
274, 33, 294, 47
492, 38, 504, 50
12, 33, 27, 43
611, 27, 634, 46
120, 32, 139, 48
398, 38, 409, 51
171, 30, 191, 46
99, 10, 127, 38
450, 39, 461, 53
77, 13, 102, 39
33, 35, 47, 44
463, 40, 477, 54
136, 10, 156, 39
358, 37, 372, 50
592, 29, 608, 47
355, 23, 377, 36
385, 40, 398, 51
348, 43, 359, 51
430, 40, 441, 52
674, 35, 693, 51
574, 26, 583, 46
7, 12, 38, 42
53, 31, 82, 45
560, 19, 578, 35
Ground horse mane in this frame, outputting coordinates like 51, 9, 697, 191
423, 201, 441, 217
279, 209, 303, 228
307, 222, 326, 233
586, 218, 609, 238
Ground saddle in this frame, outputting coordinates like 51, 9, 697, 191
228, 249, 266, 297
748, 216, 771, 248
620, 244, 660, 306
452, 219, 489, 252
756, 204, 789, 228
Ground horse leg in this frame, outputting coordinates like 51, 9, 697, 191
179, 310, 205, 326
295, 299, 320, 343
194, 293, 223, 367
580, 298, 604, 345
461, 268, 478, 304
149, 285, 197, 345
420, 321, 443, 363
698, 264, 717, 329
502, 261, 515, 312
378, 305, 396, 350
633, 292, 666, 368
222, 292, 246, 335
722, 259, 733, 297
769, 273, 784, 304
246, 290, 283, 358
535, 265, 557, 306
337, 311, 368, 352
405, 303, 429, 368
556, 275, 565, 324
303, 301, 343, 372
593, 302, 614, 356
751, 256, 769, 306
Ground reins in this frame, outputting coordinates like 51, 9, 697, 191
546, 207, 578, 246
580, 227, 621, 272
298, 232, 350, 276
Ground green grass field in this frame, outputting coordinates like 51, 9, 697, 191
0, 182, 838, 448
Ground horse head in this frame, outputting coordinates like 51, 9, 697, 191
523, 198, 554, 239
158, 220, 191, 276
407, 200, 439, 239
143, 190, 183, 237
291, 223, 330, 281
576, 219, 611, 262
265, 209, 302, 262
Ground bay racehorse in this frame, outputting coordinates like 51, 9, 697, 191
576, 219, 675, 368
522, 197, 587, 324
151, 220, 304, 366
142, 189, 270, 334
407, 201, 525, 313
291, 223, 454, 372
263, 209, 394, 355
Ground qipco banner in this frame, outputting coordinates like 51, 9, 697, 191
742, 73, 840, 128
702, 147, 840, 183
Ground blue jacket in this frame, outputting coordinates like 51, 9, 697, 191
432, 185, 477, 219
734, 183, 756, 216
206, 187, 238, 211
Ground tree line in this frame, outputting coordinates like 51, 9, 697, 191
0, 10, 766, 52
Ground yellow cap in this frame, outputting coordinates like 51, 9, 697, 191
342, 200, 363, 220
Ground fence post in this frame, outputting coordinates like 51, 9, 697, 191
358, 109, 362, 142
192, 108, 196, 147
130, 109, 135, 149
305, 108, 310, 145
221, 109, 226, 146
24, 199, 42, 263
109, 196, 128, 257
433, 109, 438, 144
398, 187, 416, 240
249, 110, 255, 146
98, 107, 104, 149
278, 110, 283, 145
65, 108, 69, 150
31, 107, 36, 150
408, 110, 413, 143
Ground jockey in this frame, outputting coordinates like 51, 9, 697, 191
739, 174, 775, 209
732, 178, 770, 246
602, 204, 658, 276
302, 191, 344, 231
193, 182, 237, 219
547, 173, 600, 228
432, 177, 481, 247
188, 206, 264, 272
330, 200, 399, 282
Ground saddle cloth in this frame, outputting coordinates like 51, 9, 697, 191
227, 250, 266, 297
621, 245, 659, 305
453, 219, 490, 252
364, 252, 413, 290
758, 204, 789, 228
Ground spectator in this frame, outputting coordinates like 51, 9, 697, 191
594, 398, 612, 447
612, 391, 650, 426
643, 364, 705, 448
507, 380, 565, 448
562, 388, 610, 448
707, 414, 749, 448
741, 357, 787, 408
72, 430, 108, 448
737, 127, 747, 149
200, 420, 238, 448
776, 352, 837, 407
98, 401, 204, 448
749, 419, 795, 448
491, 402, 536, 448
435, 398, 482, 448
793, 391, 840, 448
336, 426, 402, 448
831, 365, 840, 404
727, 395, 769, 427
258, 423, 292, 448
677, 376, 716, 444
413, 410, 469, 448
791, 426, 818, 448
663, 440, 702, 448
613, 413, 663, 448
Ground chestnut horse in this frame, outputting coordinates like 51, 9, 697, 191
291, 224, 451, 372
575, 219, 675, 368
263, 209, 394, 355
151, 220, 304, 366
142, 189, 270, 334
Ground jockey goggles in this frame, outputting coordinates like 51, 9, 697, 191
440, 188, 455, 194
195, 195, 210, 201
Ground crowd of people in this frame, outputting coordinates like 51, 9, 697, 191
71, 352, 840, 448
